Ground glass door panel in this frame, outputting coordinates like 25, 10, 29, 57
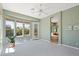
32, 22, 39, 40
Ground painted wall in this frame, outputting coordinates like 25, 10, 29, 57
0, 9, 41, 54
3, 9, 40, 22
0, 4, 4, 54
62, 5, 79, 48
40, 16, 50, 40
40, 5, 79, 48
3, 4, 79, 48
40, 12, 61, 43
0, 4, 2, 45
3, 9, 40, 44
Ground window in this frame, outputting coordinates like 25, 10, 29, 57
5, 20, 31, 37
16, 22, 23, 36
24, 23, 30, 36
5, 20, 14, 37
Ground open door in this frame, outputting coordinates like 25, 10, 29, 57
50, 17, 59, 44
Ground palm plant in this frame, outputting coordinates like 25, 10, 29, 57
8, 36, 16, 43
8, 35, 16, 48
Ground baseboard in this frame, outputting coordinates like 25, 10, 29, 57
58, 43, 79, 50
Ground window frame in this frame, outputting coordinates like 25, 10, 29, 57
16, 21, 24, 37
5, 19, 31, 38
24, 22, 31, 36
5, 20, 15, 37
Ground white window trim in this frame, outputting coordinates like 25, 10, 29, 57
23, 23, 31, 36
5, 19, 31, 37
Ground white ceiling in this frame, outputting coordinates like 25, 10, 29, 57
2, 3, 79, 19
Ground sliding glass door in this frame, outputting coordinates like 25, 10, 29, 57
32, 22, 39, 40
5, 19, 39, 40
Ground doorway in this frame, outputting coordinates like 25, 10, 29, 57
50, 17, 59, 44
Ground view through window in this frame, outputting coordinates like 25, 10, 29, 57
6, 20, 31, 37
24, 23, 30, 35
16, 22, 23, 36
5, 20, 14, 37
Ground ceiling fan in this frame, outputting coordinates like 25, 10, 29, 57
30, 4, 47, 16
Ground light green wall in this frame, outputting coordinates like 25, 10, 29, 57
40, 16, 50, 40
3, 9, 40, 43
0, 4, 4, 54
3, 5, 79, 48
62, 5, 79, 48
3, 9, 40, 22
40, 5, 79, 48
40, 12, 61, 43
0, 4, 3, 44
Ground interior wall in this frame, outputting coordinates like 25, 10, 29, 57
62, 5, 79, 48
3, 9, 40, 22
0, 4, 2, 53
0, 4, 4, 54
0, 4, 2, 46
40, 4, 79, 48
40, 12, 61, 43
3, 4, 79, 48
50, 13, 62, 44
40, 16, 50, 40
3, 9, 40, 42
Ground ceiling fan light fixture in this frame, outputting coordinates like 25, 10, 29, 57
30, 4, 47, 16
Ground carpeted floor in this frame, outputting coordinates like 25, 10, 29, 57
1, 39, 79, 56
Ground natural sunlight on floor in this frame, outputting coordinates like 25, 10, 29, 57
5, 48, 15, 53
